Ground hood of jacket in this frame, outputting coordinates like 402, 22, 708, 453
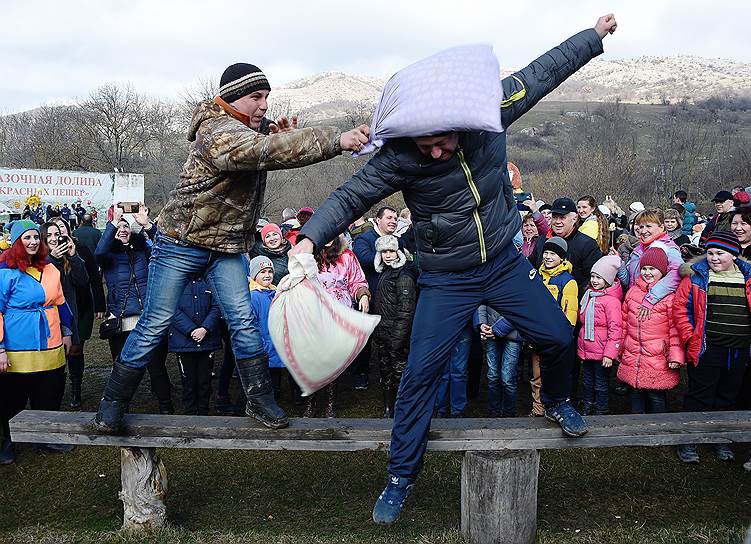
539, 260, 573, 281
249, 279, 276, 291
587, 278, 623, 300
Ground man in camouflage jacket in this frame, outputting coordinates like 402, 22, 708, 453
95, 63, 369, 434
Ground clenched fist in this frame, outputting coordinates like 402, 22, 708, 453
340, 124, 370, 153
595, 14, 617, 39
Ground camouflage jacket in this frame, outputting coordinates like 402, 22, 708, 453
158, 99, 342, 253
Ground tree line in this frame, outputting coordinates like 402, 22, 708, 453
1, 82, 749, 221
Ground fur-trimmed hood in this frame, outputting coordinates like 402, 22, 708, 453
680, 254, 751, 278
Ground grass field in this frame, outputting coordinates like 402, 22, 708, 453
1, 337, 749, 544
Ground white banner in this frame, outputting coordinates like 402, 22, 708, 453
0, 167, 143, 216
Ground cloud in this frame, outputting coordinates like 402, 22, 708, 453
1, 0, 748, 113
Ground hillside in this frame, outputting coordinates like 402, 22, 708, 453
271, 55, 751, 121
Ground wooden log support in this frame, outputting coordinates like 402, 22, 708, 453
461, 450, 540, 544
119, 447, 168, 530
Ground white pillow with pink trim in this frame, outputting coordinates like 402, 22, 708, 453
269, 253, 380, 396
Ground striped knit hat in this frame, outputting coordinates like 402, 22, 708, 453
705, 230, 741, 257
219, 63, 271, 104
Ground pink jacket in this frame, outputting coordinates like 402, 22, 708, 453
521, 212, 549, 258
317, 248, 369, 308
617, 277, 684, 390
576, 280, 623, 361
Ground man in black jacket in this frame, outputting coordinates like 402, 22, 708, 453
292, 14, 617, 526
530, 197, 602, 298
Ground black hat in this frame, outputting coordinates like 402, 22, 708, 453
219, 63, 271, 104
550, 197, 577, 215
711, 190, 733, 203
539, 203, 552, 212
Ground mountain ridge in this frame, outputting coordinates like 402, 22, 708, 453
270, 55, 751, 121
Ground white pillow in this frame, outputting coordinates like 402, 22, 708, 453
359, 44, 503, 155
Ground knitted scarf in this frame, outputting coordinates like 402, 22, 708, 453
580, 288, 606, 341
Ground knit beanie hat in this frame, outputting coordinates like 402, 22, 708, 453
249, 256, 274, 280
219, 63, 271, 104
705, 230, 741, 257
543, 236, 568, 261
9, 219, 40, 245
260, 223, 283, 241
733, 191, 750, 207
591, 255, 621, 286
663, 208, 683, 227
639, 247, 668, 276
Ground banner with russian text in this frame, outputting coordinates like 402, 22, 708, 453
0, 168, 143, 215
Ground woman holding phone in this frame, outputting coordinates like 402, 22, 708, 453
50, 217, 106, 409
95, 204, 174, 414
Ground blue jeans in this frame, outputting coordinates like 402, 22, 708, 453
389, 245, 575, 480
119, 233, 264, 370
435, 326, 472, 416
581, 359, 610, 413
486, 338, 521, 416
629, 388, 667, 414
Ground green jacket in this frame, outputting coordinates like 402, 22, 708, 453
159, 99, 342, 253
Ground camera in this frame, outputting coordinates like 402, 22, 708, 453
57, 235, 69, 246
515, 192, 533, 212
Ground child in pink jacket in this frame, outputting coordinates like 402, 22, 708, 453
306, 234, 371, 418
618, 247, 684, 414
577, 255, 623, 415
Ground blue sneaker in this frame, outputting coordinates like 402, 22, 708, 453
677, 444, 700, 464
372, 475, 414, 526
545, 399, 588, 437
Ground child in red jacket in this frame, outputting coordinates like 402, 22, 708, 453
673, 231, 751, 464
618, 247, 684, 414
577, 255, 623, 415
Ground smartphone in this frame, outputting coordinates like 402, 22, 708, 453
57, 235, 69, 246
515, 192, 532, 212
119, 202, 139, 213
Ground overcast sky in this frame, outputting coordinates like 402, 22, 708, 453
2, 0, 748, 113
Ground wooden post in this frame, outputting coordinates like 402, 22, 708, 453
119, 447, 168, 530
461, 450, 539, 544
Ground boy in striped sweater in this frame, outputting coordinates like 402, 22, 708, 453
674, 231, 751, 464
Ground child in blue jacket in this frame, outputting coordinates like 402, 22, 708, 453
248, 256, 300, 402
168, 274, 222, 415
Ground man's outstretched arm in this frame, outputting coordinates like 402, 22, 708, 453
501, 14, 617, 127
292, 154, 402, 254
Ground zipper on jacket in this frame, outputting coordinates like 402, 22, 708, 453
457, 149, 487, 263
635, 319, 643, 389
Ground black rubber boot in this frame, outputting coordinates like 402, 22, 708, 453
69, 377, 82, 411
93, 360, 146, 434
0, 438, 15, 465
235, 356, 288, 429
324, 381, 337, 418
302, 395, 316, 418
383, 387, 396, 419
